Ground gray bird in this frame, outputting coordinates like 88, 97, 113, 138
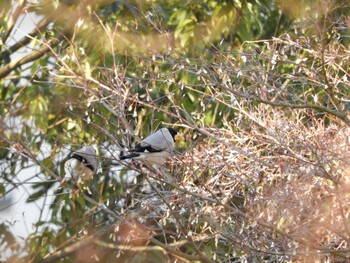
64, 146, 99, 182
120, 128, 184, 165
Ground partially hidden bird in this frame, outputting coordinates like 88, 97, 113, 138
64, 146, 99, 183
120, 128, 184, 165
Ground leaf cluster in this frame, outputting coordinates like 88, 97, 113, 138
1, 0, 350, 262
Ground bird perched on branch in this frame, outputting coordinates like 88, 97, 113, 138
120, 128, 184, 165
64, 146, 99, 183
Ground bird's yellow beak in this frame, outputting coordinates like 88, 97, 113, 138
175, 133, 184, 142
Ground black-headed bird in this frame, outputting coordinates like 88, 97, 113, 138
120, 128, 184, 165
64, 146, 99, 183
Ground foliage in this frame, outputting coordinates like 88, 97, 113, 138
1, 0, 350, 262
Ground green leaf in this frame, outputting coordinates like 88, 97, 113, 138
67, 119, 77, 130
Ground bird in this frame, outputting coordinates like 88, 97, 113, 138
120, 128, 184, 165
64, 146, 99, 183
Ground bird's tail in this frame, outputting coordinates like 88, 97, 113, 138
119, 152, 140, 160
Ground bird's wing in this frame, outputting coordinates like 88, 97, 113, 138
120, 141, 164, 161
140, 129, 174, 152
134, 143, 164, 153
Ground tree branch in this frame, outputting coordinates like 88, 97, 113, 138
227, 87, 350, 126
0, 37, 61, 80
